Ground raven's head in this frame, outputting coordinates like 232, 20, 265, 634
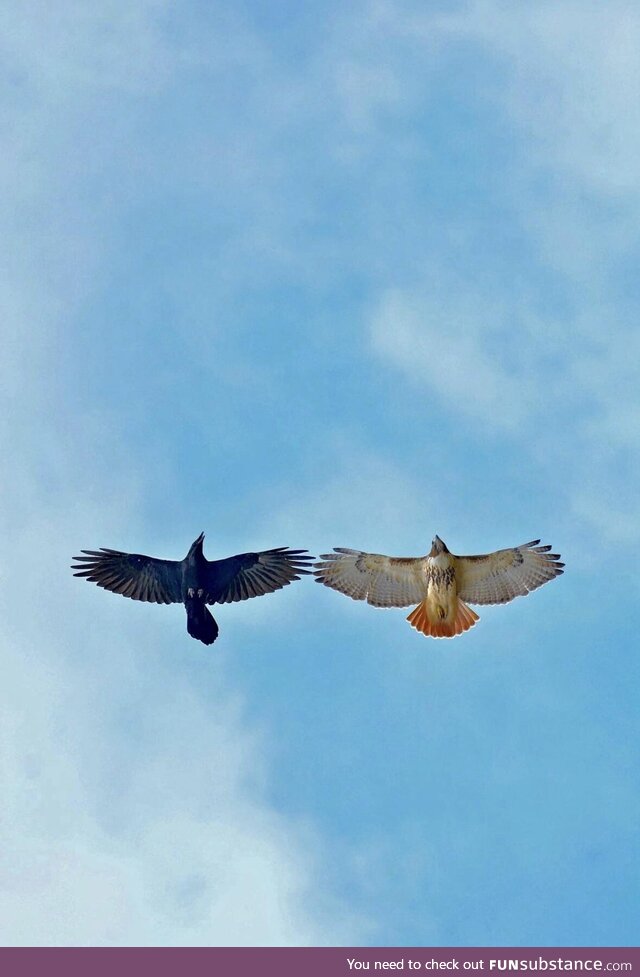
188, 532, 205, 556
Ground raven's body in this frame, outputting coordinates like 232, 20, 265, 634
72, 532, 312, 645
184, 591, 219, 645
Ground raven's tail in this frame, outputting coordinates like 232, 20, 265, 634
185, 598, 219, 645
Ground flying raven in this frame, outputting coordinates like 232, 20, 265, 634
72, 533, 312, 645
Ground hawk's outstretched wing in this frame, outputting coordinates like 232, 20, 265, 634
455, 540, 564, 606
71, 549, 183, 604
314, 548, 427, 608
204, 548, 312, 604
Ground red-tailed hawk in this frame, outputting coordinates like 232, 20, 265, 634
314, 536, 563, 638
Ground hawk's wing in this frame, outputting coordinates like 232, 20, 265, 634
72, 548, 183, 603
456, 540, 564, 606
314, 548, 427, 607
204, 548, 312, 604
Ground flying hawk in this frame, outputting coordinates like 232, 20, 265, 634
72, 533, 312, 645
314, 536, 563, 638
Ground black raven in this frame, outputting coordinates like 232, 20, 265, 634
72, 533, 312, 645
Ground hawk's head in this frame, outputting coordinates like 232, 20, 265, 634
430, 535, 449, 556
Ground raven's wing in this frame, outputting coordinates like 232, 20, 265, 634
204, 548, 312, 604
455, 540, 564, 606
71, 548, 183, 604
313, 548, 427, 607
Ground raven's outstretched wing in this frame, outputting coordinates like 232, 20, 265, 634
313, 548, 428, 607
204, 548, 312, 604
456, 540, 564, 606
71, 548, 183, 603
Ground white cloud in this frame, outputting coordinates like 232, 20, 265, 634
0, 458, 366, 944
370, 286, 539, 433
480, 3, 640, 196
367, 274, 640, 548
359, 1, 640, 549
0, 625, 363, 946
399, 0, 640, 196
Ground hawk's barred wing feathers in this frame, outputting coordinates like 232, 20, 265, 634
314, 548, 427, 608
455, 540, 564, 606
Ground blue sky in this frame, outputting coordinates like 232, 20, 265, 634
1, 0, 638, 947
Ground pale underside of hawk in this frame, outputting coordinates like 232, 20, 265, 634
314, 536, 564, 638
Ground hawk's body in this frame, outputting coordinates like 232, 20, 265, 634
72, 533, 312, 645
314, 536, 563, 638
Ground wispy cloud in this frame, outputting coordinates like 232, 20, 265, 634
0, 617, 365, 945
463, 2, 640, 196
360, 1, 640, 548
2, 0, 638, 948
370, 285, 541, 433
0, 1, 369, 947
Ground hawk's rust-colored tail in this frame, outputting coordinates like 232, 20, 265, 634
407, 597, 479, 638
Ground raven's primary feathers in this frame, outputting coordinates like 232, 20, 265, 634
72, 533, 312, 645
